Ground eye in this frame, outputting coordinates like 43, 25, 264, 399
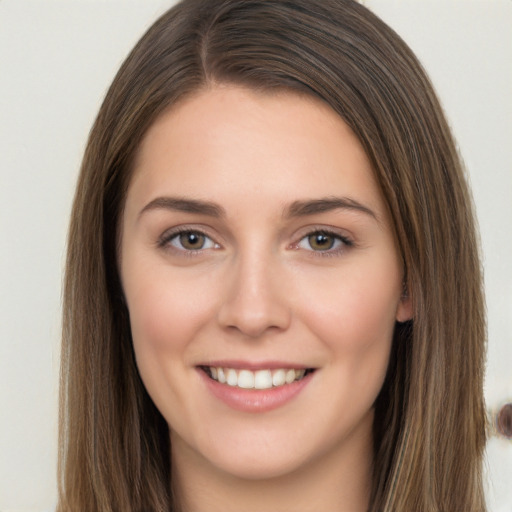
297, 230, 351, 253
162, 230, 218, 252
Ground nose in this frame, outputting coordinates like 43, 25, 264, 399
217, 252, 291, 338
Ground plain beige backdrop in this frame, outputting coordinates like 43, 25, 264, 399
1, 1, 511, 510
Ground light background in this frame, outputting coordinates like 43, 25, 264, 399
0, 1, 511, 510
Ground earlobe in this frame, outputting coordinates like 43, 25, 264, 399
396, 283, 413, 323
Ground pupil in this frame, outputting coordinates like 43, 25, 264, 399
309, 233, 334, 250
180, 232, 204, 249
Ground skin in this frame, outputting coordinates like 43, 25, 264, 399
120, 85, 412, 512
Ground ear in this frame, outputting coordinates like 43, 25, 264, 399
396, 282, 413, 323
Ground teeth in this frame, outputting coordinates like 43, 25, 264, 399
238, 370, 255, 389
226, 369, 238, 386
272, 369, 286, 387
254, 370, 272, 390
285, 369, 296, 384
206, 366, 310, 389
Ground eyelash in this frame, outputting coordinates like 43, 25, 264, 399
158, 227, 219, 255
157, 227, 354, 257
295, 229, 354, 257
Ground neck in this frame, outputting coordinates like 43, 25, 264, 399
170, 421, 373, 512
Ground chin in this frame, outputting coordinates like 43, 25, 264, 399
206, 448, 308, 481
171, 422, 315, 481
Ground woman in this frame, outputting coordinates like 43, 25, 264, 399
58, 0, 487, 510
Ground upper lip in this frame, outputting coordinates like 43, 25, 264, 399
196, 360, 314, 371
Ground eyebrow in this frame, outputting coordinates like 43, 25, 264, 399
138, 197, 226, 219
284, 196, 378, 220
138, 195, 377, 222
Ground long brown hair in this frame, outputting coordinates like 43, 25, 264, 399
59, 1, 487, 510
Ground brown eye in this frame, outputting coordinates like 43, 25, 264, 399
163, 230, 217, 252
178, 231, 206, 250
307, 233, 336, 251
296, 230, 351, 254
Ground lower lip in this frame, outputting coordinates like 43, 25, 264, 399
198, 369, 314, 413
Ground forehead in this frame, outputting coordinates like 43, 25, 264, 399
127, 85, 387, 222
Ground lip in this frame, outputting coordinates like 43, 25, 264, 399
196, 359, 311, 371
197, 365, 315, 413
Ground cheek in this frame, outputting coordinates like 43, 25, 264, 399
122, 260, 223, 428
122, 258, 218, 376
293, 252, 401, 402
300, 261, 400, 348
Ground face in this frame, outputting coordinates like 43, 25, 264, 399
120, 85, 412, 481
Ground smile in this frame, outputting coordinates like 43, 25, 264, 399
201, 366, 314, 390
